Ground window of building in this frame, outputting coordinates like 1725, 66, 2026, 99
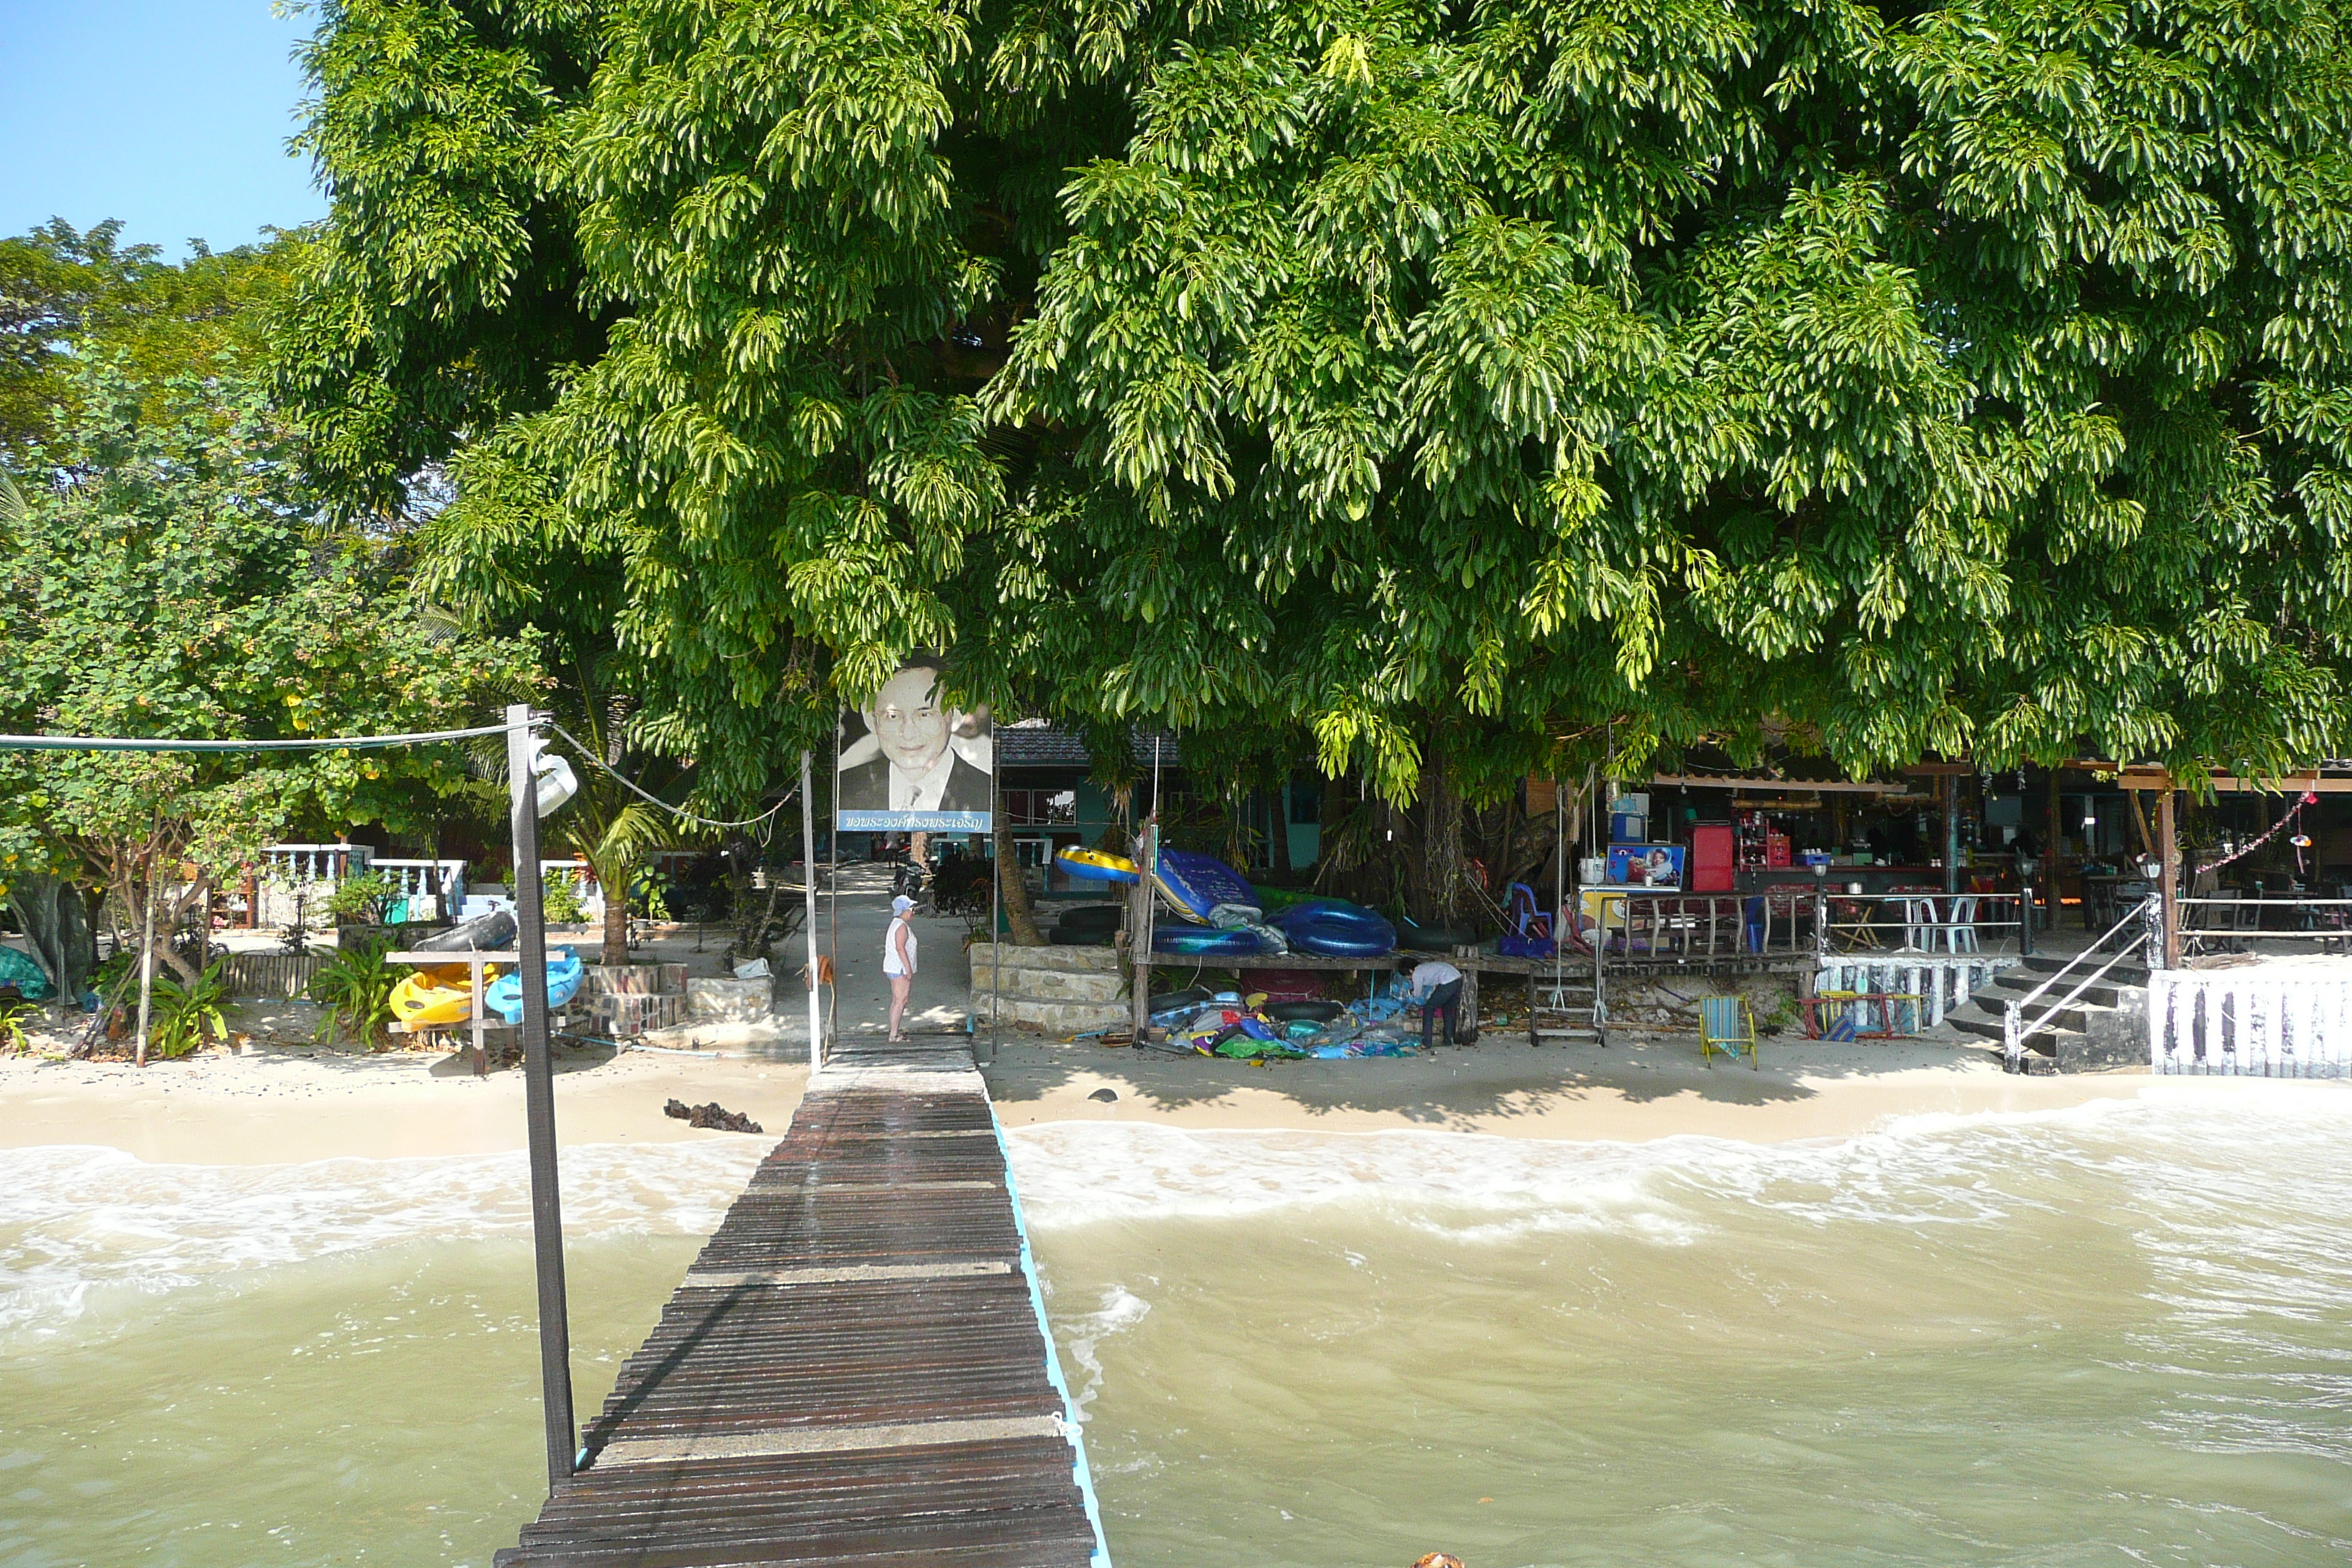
1003, 788, 1078, 826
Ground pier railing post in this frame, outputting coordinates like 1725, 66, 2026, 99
508, 704, 578, 1488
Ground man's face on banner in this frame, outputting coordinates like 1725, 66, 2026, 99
870, 666, 952, 777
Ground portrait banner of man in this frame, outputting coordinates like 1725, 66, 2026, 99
835, 657, 993, 832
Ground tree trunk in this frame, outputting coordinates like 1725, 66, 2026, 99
6, 874, 97, 1011
150, 875, 203, 985
602, 872, 630, 960
995, 821, 1045, 946
1406, 742, 1465, 924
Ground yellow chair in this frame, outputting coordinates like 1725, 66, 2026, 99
1699, 995, 1758, 1068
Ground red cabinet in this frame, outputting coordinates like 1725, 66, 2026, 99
1691, 824, 1735, 892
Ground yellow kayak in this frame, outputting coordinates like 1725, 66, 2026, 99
391, 964, 499, 1028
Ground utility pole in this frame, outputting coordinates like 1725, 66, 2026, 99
508, 704, 576, 1490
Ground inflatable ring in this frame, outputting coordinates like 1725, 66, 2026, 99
1270, 899, 1387, 931
1147, 986, 1215, 1015
1263, 999, 1345, 1023
1056, 847, 1139, 883
1397, 921, 1478, 952
1055, 904, 1125, 932
1284, 913, 1396, 957
1152, 924, 1265, 957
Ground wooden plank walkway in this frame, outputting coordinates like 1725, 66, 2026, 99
497, 1036, 1110, 1567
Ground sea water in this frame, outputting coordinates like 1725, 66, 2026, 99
4, 1085, 2351, 1567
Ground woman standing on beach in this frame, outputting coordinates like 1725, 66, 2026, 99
883, 893, 918, 1041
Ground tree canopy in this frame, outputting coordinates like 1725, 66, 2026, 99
1, 220, 304, 465
0, 353, 535, 973
280, 0, 2352, 804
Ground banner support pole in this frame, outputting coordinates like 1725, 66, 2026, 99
802, 748, 822, 1071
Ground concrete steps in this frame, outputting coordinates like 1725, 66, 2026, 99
1945, 953, 2149, 1070
968, 941, 1129, 1034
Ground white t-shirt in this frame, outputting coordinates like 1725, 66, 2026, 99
883, 916, 918, 977
1409, 960, 1461, 996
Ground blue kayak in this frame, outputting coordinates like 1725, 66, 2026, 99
486, 947, 586, 1025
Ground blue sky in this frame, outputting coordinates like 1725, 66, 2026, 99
1, 1, 328, 257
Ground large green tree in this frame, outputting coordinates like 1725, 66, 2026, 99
1, 220, 304, 465
0, 354, 536, 988
281, 0, 2352, 841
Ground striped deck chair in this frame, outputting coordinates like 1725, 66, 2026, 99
1698, 995, 1758, 1068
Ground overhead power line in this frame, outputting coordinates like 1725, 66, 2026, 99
0, 723, 513, 753
543, 720, 798, 832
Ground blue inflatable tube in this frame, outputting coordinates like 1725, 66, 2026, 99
1271, 900, 1392, 935
1152, 924, 1266, 957
1284, 913, 1395, 957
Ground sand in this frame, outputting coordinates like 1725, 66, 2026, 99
977, 1028, 2166, 1141
0, 1026, 811, 1165
0, 858, 2188, 1164
0, 1005, 2171, 1166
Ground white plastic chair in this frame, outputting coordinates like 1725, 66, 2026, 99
1947, 894, 1979, 952
1904, 896, 1943, 951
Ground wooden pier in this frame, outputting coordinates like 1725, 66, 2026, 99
496, 1036, 1110, 1567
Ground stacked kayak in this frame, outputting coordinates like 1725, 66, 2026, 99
391, 963, 501, 1028
485, 947, 585, 1025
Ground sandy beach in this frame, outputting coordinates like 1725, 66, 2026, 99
1, 854, 2191, 1166
0, 1002, 2170, 1166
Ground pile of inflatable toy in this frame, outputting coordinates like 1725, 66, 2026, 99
1137, 848, 1401, 959
1142, 981, 1428, 1060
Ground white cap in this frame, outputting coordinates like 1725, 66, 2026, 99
892, 894, 915, 912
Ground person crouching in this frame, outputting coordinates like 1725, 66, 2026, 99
1400, 957, 1463, 1049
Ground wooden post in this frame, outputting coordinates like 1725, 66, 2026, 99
507, 704, 576, 1490
1128, 821, 1156, 1041
1456, 947, 1478, 1044
133, 854, 157, 1068
800, 750, 822, 1069
2045, 767, 2065, 927
1943, 774, 1959, 895
2159, 785, 2181, 969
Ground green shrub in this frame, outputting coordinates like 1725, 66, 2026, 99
542, 870, 590, 926
629, 867, 672, 922
326, 869, 400, 924
0, 996, 34, 1056
307, 941, 401, 1047
148, 960, 230, 1059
